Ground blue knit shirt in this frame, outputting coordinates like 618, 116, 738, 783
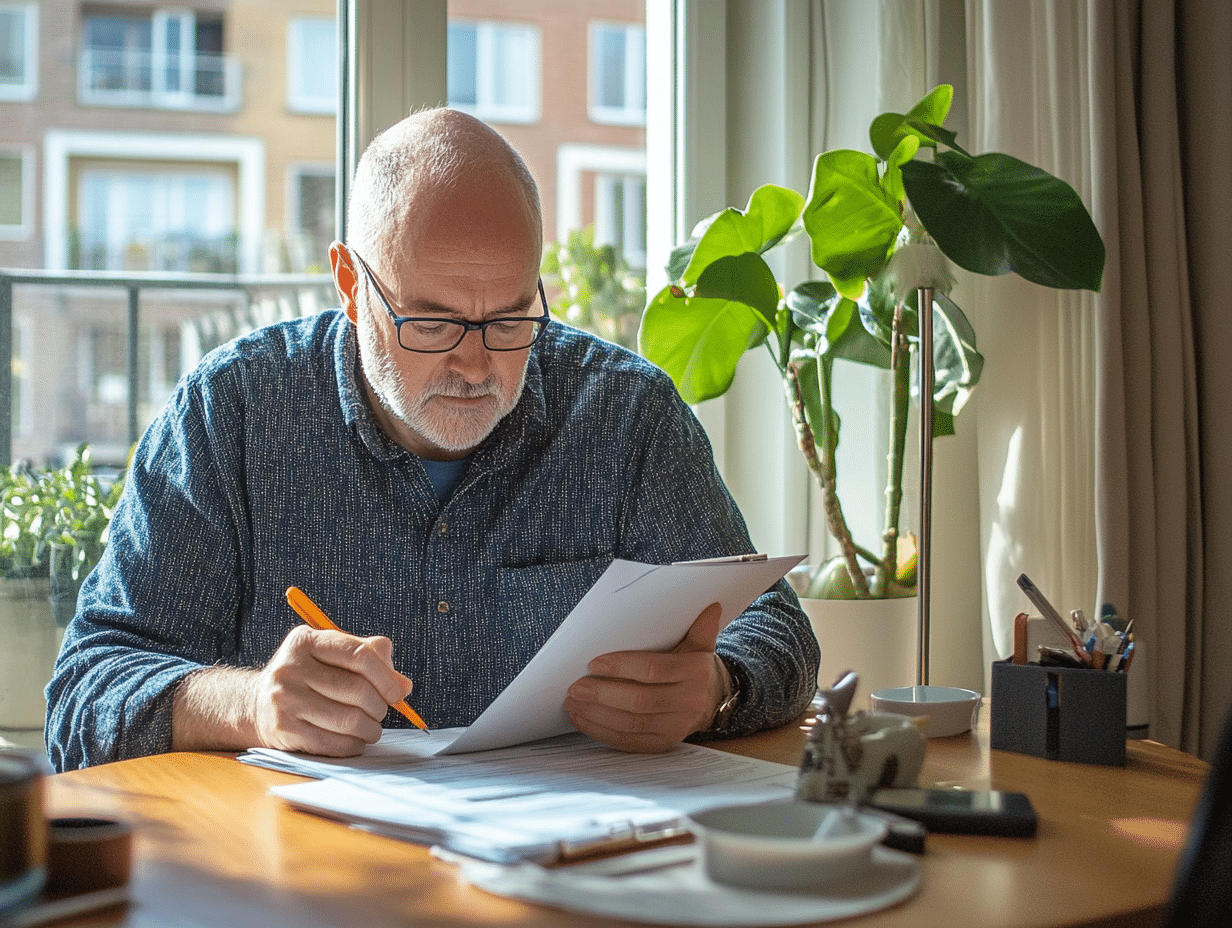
44, 312, 818, 771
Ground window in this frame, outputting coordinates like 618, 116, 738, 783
595, 173, 646, 269
80, 6, 235, 110
447, 20, 540, 124
0, 2, 35, 100
0, 146, 31, 239
75, 166, 237, 273
287, 16, 336, 114
287, 164, 335, 271
589, 22, 645, 126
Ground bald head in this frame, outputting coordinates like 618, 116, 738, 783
346, 109, 542, 274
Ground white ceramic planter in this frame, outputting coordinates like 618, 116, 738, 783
801, 595, 919, 710
0, 579, 59, 731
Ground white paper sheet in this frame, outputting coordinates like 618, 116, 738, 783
440, 553, 803, 754
242, 729, 800, 863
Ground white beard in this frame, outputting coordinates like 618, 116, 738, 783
358, 321, 527, 454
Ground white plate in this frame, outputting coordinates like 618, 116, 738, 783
443, 845, 920, 926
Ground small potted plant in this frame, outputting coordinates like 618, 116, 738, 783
1, 445, 124, 730
638, 86, 1104, 687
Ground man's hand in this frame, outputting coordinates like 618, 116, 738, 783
564, 602, 729, 753
172, 626, 413, 756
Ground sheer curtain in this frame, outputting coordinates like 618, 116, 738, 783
966, 0, 1230, 755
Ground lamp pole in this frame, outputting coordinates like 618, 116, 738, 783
917, 286, 934, 686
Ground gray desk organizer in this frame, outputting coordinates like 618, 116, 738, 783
990, 659, 1126, 766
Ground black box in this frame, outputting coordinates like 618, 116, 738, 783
990, 659, 1127, 766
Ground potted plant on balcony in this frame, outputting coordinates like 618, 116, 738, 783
638, 85, 1104, 689
0, 445, 125, 731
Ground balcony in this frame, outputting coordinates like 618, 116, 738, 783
0, 268, 334, 467
79, 45, 241, 113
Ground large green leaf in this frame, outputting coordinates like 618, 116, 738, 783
802, 150, 902, 299
784, 280, 839, 336
869, 84, 954, 160
902, 151, 1105, 292
638, 253, 777, 404
928, 292, 984, 433
681, 185, 805, 284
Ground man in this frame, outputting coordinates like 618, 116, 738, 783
45, 109, 818, 772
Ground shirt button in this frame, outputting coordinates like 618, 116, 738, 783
439, 522, 448, 534
437, 601, 450, 613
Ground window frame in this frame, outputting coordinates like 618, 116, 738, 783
588, 20, 646, 127
594, 172, 647, 269
285, 161, 336, 271
287, 15, 337, 115
0, 1, 37, 102
78, 5, 237, 112
446, 18, 541, 125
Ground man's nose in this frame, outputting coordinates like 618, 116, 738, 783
447, 327, 492, 379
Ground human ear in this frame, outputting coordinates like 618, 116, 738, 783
329, 241, 360, 325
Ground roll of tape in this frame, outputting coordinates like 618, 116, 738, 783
45, 817, 132, 898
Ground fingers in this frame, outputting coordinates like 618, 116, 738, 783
250, 626, 413, 755
566, 649, 721, 753
564, 700, 680, 754
590, 602, 723, 682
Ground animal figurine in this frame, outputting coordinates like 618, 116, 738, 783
796, 671, 927, 803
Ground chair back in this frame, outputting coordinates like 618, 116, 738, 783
1164, 697, 1232, 927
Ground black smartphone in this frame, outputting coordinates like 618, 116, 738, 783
867, 787, 1038, 837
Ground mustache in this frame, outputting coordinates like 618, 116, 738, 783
425, 375, 498, 399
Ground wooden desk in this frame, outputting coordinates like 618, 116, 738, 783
44, 709, 1207, 928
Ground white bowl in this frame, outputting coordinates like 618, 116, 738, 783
869, 685, 981, 737
687, 800, 888, 892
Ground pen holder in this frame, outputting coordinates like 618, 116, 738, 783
990, 659, 1126, 766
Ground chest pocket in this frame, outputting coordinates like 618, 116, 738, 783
486, 557, 613, 686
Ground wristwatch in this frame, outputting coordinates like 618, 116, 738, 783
707, 656, 742, 732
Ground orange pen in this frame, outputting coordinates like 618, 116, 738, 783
284, 586, 430, 732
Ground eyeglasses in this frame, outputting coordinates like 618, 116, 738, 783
349, 248, 550, 353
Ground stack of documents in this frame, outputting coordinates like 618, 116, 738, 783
240, 729, 799, 863
240, 554, 805, 864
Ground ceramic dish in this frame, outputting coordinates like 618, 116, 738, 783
687, 800, 888, 892
869, 685, 981, 737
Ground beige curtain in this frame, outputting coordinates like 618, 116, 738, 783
967, 0, 1232, 757
716, 0, 1231, 754
1092, 0, 1232, 757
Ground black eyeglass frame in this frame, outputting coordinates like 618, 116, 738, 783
348, 247, 551, 354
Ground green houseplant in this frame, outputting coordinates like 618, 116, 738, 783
1, 444, 124, 730
541, 226, 647, 352
1, 444, 125, 619
639, 85, 1104, 600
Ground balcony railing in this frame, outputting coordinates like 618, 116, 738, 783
0, 268, 335, 468
79, 45, 242, 112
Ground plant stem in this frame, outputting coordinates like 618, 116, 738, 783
874, 299, 913, 596
786, 356, 870, 598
